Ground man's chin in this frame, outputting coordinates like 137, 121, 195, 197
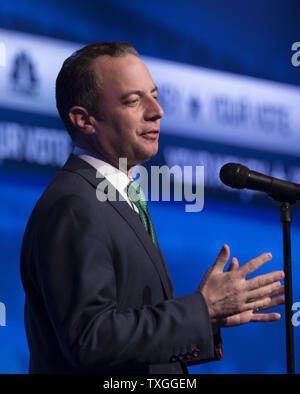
139, 146, 159, 164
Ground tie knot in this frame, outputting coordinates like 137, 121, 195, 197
126, 180, 147, 209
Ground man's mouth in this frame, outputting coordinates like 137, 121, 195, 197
140, 130, 160, 139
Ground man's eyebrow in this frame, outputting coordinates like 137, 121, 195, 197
120, 86, 158, 100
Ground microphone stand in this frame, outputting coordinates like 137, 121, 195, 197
271, 197, 295, 374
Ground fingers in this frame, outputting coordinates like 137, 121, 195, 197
215, 297, 285, 327
267, 294, 285, 308
250, 312, 281, 322
245, 296, 272, 312
245, 290, 285, 313
250, 296, 284, 321
240, 252, 273, 277
215, 310, 254, 327
253, 295, 285, 311
246, 270, 285, 291
204, 247, 284, 325
251, 293, 285, 321
246, 282, 284, 302
213, 244, 230, 273
227, 257, 239, 272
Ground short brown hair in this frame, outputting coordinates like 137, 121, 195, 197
55, 41, 138, 140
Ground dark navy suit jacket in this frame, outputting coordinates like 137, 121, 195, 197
20, 154, 221, 374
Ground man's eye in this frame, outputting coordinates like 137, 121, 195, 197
125, 98, 139, 105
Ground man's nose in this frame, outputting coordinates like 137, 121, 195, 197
144, 96, 164, 121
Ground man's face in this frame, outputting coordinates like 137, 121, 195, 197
91, 54, 164, 169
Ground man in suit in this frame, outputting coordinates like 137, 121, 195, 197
20, 42, 285, 374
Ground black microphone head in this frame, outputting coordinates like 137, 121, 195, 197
219, 163, 250, 189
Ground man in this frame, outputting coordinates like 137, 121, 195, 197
20, 42, 285, 374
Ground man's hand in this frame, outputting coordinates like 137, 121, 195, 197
198, 244, 285, 328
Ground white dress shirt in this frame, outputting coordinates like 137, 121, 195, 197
73, 146, 139, 213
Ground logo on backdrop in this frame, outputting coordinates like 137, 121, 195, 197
188, 96, 202, 119
10, 51, 39, 95
291, 42, 300, 67
0, 42, 5, 67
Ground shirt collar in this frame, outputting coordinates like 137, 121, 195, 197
72, 145, 136, 206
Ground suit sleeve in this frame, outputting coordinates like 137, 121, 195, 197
35, 195, 220, 371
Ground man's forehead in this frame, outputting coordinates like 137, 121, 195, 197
92, 54, 154, 88
92, 54, 142, 75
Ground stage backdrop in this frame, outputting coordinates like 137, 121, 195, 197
0, 28, 300, 373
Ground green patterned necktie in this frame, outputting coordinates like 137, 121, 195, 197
126, 180, 158, 247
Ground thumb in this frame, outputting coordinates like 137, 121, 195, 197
213, 244, 230, 272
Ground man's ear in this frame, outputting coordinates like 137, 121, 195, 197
68, 106, 96, 136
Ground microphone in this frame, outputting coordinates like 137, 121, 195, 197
219, 163, 300, 203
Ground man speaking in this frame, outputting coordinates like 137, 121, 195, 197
20, 42, 284, 374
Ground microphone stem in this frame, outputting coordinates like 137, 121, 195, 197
280, 202, 295, 374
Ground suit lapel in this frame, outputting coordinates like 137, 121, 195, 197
107, 199, 174, 298
62, 155, 174, 299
